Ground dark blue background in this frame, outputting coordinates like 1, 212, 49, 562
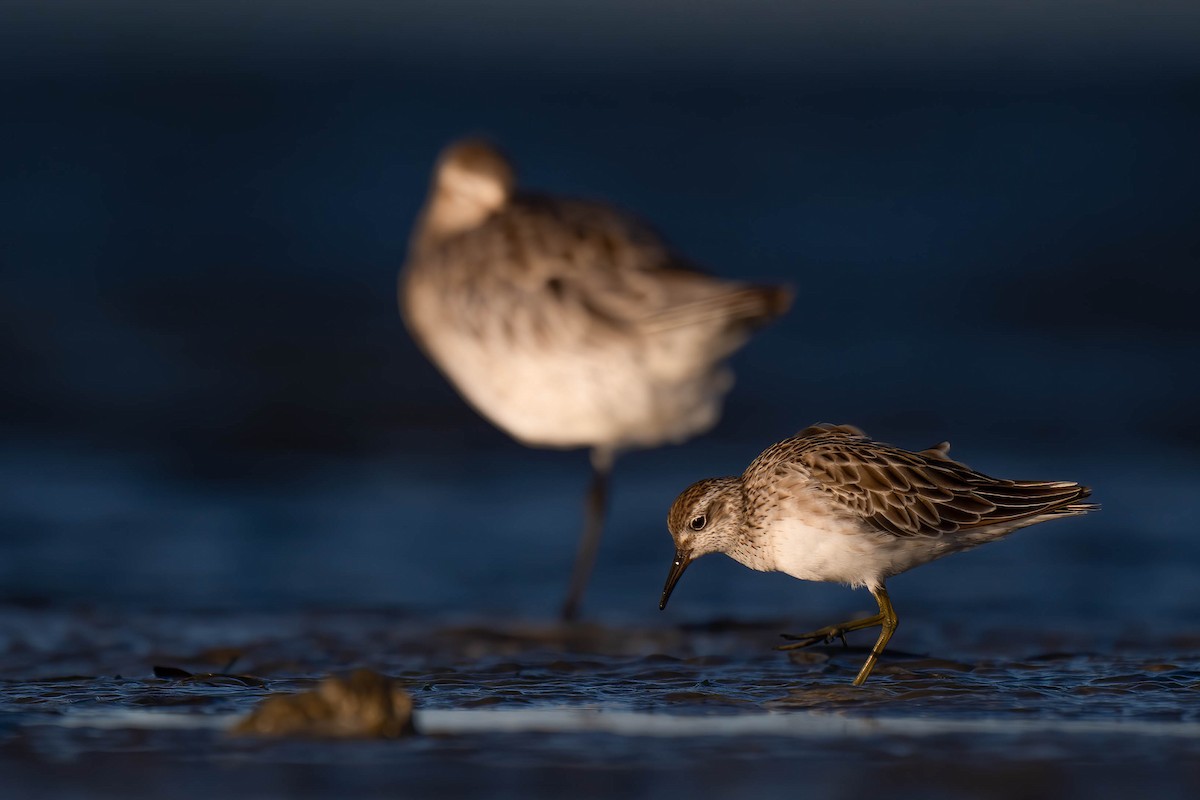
2, 2, 1198, 621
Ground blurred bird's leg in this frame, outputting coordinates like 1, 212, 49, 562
777, 585, 899, 685
560, 448, 615, 621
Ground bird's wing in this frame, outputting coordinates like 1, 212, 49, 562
499, 195, 676, 285
764, 424, 1091, 538
425, 194, 788, 340
919, 441, 952, 459
520, 198, 791, 335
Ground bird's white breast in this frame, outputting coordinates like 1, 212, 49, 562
766, 514, 889, 588
407, 295, 730, 451
756, 511, 959, 590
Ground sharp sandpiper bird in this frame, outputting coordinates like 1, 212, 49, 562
660, 423, 1096, 684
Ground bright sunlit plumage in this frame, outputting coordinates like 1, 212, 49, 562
659, 424, 1096, 685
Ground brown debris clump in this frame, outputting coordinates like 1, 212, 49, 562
232, 669, 415, 739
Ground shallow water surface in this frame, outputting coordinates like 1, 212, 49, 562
3, 603, 1200, 799
3, 4, 1200, 795
2, 443, 1200, 798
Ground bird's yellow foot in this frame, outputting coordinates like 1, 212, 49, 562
777, 617, 881, 651
776, 588, 899, 686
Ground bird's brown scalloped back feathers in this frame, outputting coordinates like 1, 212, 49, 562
760, 424, 1096, 538
919, 441, 952, 459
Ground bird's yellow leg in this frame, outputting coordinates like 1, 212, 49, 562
777, 586, 899, 686
851, 587, 898, 686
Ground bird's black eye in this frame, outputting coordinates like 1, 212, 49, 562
688, 514, 707, 531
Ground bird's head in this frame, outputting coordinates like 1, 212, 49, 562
420, 138, 515, 243
659, 476, 744, 610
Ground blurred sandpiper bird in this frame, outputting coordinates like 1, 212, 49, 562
659, 424, 1096, 684
400, 139, 791, 620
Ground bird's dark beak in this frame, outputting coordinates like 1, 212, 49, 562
659, 550, 691, 610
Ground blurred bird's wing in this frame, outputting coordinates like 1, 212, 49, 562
419, 194, 789, 342
514, 198, 791, 336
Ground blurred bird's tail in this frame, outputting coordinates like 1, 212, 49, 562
641, 283, 792, 335
746, 284, 793, 327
